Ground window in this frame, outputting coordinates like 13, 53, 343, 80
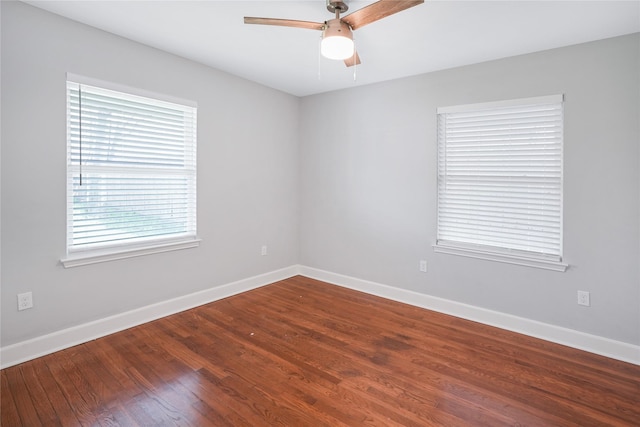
434, 95, 567, 271
62, 74, 198, 268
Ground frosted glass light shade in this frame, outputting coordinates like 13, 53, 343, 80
321, 36, 354, 60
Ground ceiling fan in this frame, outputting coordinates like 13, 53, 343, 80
244, 0, 424, 67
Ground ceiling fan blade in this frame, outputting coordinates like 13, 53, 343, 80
344, 51, 361, 67
244, 17, 324, 31
341, 0, 424, 31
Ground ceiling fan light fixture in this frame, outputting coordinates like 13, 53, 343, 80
245, 0, 425, 67
321, 19, 354, 60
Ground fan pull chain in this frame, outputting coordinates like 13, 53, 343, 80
352, 39, 357, 81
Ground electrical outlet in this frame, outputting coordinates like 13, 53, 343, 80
577, 290, 590, 306
261, 245, 268, 256
18, 292, 33, 311
419, 260, 427, 273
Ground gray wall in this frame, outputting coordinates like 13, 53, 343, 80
1, 2, 299, 346
299, 34, 640, 345
2, 1, 639, 349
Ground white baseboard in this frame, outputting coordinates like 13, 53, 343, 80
298, 266, 640, 366
3, 264, 638, 369
0, 265, 300, 369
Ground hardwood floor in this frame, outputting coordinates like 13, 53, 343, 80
2, 276, 639, 426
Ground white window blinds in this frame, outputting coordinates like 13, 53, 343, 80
436, 95, 564, 265
66, 78, 197, 254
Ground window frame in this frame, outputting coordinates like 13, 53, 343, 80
433, 94, 568, 272
61, 73, 199, 268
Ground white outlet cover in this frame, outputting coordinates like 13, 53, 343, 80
419, 260, 427, 272
577, 291, 590, 306
18, 292, 33, 310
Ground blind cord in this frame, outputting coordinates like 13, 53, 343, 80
78, 85, 83, 186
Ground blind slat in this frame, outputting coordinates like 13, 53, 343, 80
67, 80, 197, 252
437, 96, 563, 258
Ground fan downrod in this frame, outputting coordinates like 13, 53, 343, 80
326, 1, 348, 14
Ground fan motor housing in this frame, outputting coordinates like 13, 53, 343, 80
323, 19, 353, 38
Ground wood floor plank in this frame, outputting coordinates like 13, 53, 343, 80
226, 282, 558, 424
29, 357, 82, 426
202, 296, 459, 425
183, 309, 353, 424
4, 364, 44, 426
242, 282, 569, 425
2, 276, 639, 426
47, 348, 105, 426
1, 370, 23, 426
112, 330, 211, 426
85, 337, 145, 403
19, 361, 63, 426
281, 277, 640, 424
190, 311, 377, 426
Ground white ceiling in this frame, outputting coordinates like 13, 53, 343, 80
24, 0, 640, 97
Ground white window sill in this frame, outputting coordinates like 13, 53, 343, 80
433, 242, 568, 272
61, 238, 201, 268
